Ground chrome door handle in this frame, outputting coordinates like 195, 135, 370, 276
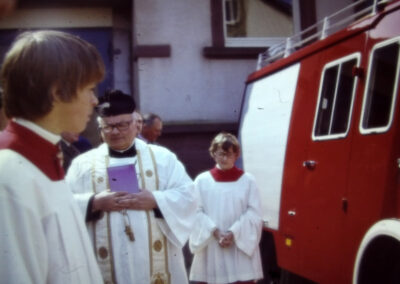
303, 160, 317, 170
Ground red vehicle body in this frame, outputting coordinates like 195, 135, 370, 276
238, 1, 400, 283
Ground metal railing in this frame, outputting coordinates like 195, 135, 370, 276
257, 0, 392, 70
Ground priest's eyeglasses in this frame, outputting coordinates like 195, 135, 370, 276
99, 120, 133, 133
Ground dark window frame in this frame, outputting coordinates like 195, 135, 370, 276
204, 0, 316, 59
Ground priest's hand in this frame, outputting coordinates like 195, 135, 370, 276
118, 189, 157, 211
93, 191, 130, 212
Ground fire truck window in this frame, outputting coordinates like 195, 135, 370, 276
362, 42, 399, 130
331, 59, 357, 134
314, 57, 358, 138
315, 66, 338, 136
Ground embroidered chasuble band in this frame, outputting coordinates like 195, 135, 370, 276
91, 144, 170, 284
138, 147, 171, 284
91, 156, 117, 283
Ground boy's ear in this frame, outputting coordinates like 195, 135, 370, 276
50, 84, 62, 102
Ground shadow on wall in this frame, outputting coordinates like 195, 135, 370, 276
158, 124, 238, 179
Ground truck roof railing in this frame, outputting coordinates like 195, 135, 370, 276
257, 0, 392, 70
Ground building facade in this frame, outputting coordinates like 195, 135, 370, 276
0, 0, 353, 177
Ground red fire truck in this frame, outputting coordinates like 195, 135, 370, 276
238, 1, 400, 283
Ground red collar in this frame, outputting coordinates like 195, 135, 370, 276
0, 121, 64, 181
210, 166, 244, 182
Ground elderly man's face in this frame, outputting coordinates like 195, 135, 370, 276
99, 113, 137, 151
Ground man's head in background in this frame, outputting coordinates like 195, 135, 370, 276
141, 113, 163, 143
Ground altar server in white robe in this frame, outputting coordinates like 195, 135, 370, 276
66, 89, 197, 284
189, 132, 264, 284
0, 30, 105, 283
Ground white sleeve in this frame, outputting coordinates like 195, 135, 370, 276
188, 181, 217, 253
65, 158, 94, 217
151, 148, 198, 247
228, 175, 263, 256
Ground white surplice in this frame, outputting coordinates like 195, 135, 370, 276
0, 149, 103, 284
189, 171, 264, 284
66, 138, 197, 284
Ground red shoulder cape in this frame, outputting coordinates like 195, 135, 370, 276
0, 121, 64, 181
210, 166, 244, 182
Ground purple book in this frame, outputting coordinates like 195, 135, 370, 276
107, 164, 139, 193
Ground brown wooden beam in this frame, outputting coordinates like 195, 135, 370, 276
133, 45, 171, 59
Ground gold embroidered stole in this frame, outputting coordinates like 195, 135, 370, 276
91, 155, 117, 284
90, 145, 170, 284
137, 146, 171, 284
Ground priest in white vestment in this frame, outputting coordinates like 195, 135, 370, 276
66, 90, 197, 284
189, 133, 264, 284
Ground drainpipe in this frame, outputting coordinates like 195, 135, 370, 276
131, 0, 140, 109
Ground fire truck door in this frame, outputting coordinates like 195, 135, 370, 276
285, 49, 362, 283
